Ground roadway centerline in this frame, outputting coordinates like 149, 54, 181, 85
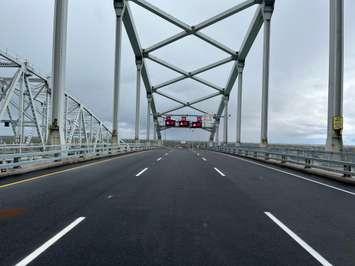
264, 212, 332, 266
214, 167, 226, 177
15, 217, 86, 266
136, 167, 148, 177
215, 152, 355, 196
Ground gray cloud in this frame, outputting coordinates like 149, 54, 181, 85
0, 0, 354, 143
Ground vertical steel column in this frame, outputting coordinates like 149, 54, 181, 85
215, 120, 220, 145
19, 74, 24, 144
223, 96, 229, 144
48, 0, 68, 145
90, 115, 93, 144
112, 1, 125, 144
260, 2, 273, 146
42, 88, 47, 141
326, 0, 344, 152
44, 88, 50, 143
326, 0, 335, 150
153, 120, 157, 141
236, 61, 244, 145
64, 95, 68, 141
146, 97, 151, 141
79, 108, 82, 145
135, 60, 142, 142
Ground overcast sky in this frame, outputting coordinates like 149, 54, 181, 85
1, 0, 354, 144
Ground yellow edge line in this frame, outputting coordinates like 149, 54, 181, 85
0, 151, 146, 189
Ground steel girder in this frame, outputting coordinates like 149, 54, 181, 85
123, 0, 267, 140
119, 3, 162, 139
130, 0, 238, 55
146, 54, 225, 92
326, 0, 344, 152
209, 6, 266, 141
144, 0, 261, 54
0, 50, 111, 147
160, 125, 213, 133
160, 92, 221, 115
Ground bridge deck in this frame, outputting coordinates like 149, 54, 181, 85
1, 148, 354, 265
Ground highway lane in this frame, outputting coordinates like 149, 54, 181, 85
20, 148, 319, 265
0, 148, 166, 265
1, 148, 354, 265
197, 149, 355, 265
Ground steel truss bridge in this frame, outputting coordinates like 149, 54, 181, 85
0, 49, 112, 147
0, 0, 351, 179
0, 0, 346, 149
0, 0, 350, 171
2, 1, 355, 265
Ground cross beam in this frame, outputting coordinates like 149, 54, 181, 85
155, 91, 216, 115
129, 0, 237, 55
160, 92, 221, 115
153, 56, 234, 91
146, 54, 224, 92
159, 125, 214, 132
139, 0, 260, 55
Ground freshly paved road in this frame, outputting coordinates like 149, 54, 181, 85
1, 148, 355, 265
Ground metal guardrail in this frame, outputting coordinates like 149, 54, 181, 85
209, 145, 355, 177
0, 143, 160, 171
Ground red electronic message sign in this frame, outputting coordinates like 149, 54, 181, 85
165, 116, 176, 127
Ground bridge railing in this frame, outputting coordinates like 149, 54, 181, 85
0, 142, 160, 171
209, 145, 355, 177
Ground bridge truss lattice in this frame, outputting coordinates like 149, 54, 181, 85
114, 0, 275, 144
0, 50, 112, 147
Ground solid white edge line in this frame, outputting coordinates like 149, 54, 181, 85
264, 212, 332, 266
15, 217, 86, 266
214, 167, 226, 177
136, 167, 148, 176
217, 152, 355, 196
157, 157, 162, 161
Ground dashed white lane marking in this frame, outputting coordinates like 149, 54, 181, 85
202, 157, 207, 161
217, 152, 355, 196
136, 167, 148, 176
264, 212, 332, 266
157, 157, 162, 162
214, 167, 226, 177
15, 217, 86, 266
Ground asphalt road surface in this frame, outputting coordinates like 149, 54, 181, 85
1, 148, 355, 265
